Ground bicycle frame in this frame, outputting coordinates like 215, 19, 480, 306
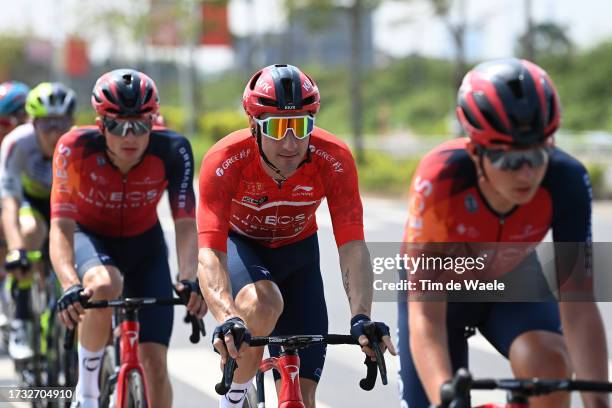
66, 297, 204, 408
257, 349, 304, 408
114, 310, 148, 408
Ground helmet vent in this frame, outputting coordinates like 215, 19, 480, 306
460, 103, 482, 130
258, 97, 277, 107
281, 78, 295, 104
249, 72, 263, 91
122, 73, 134, 86
302, 95, 315, 106
481, 109, 507, 135
507, 79, 524, 99
474, 92, 507, 134
143, 88, 153, 104
102, 89, 116, 104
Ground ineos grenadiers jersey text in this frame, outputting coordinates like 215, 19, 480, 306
198, 128, 364, 252
51, 126, 196, 237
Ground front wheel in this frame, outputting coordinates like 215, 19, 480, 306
125, 370, 148, 408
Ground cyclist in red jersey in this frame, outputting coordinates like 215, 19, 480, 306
198, 64, 396, 408
397, 59, 607, 408
49, 69, 206, 408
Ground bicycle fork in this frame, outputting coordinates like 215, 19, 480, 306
116, 315, 148, 408
257, 349, 304, 408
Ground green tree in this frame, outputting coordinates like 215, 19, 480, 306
429, 0, 468, 90
516, 22, 573, 60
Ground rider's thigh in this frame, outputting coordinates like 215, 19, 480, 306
82, 265, 123, 300
235, 280, 283, 335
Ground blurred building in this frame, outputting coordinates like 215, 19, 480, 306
234, 5, 374, 70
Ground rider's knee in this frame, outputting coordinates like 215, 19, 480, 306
510, 331, 571, 378
83, 266, 123, 300
236, 281, 283, 335
139, 344, 169, 383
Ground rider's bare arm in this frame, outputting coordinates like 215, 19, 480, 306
409, 301, 453, 405
1, 196, 24, 250
198, 247, 238, 322
560, 302, 609, 408
174, 218, 198, 281
49, 217, 80, 291
338, 240, 372, 318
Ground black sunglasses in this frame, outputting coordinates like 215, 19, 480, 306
483, 146, 551, 171
102, 116, 153, 137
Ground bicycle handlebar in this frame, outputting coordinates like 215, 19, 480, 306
440, 368, 612, 407
63, 297, 205, 350
215, 332, 387, 396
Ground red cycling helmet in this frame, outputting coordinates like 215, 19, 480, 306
456, 58, 560, 149
242, 64, 320, 118
91, 68, 160, 118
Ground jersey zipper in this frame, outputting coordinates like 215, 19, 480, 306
120, 175, 127, 238
496, 216, 505, 242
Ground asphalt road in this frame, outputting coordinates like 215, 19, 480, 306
1, 197, 611, 407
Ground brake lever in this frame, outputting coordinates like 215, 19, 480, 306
363, 322, 388, 386
215, 325, 246, 395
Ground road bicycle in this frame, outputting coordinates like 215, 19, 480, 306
7, 249, 76, 407
439, 368, 612, 407
65, 297, 205, 408
216, 323, 388, 408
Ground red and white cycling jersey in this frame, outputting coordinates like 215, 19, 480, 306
198, 128, 364, 252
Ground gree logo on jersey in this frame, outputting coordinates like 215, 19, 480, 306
216, 149, 251, 177
309, 145, 344, 173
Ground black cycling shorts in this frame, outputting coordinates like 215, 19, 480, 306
227, 231, 328, 383
396, 254, 563, 408
74, 222, 174, 347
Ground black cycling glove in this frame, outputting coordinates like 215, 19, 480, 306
174, 279, 202, 302
58, 284, 86, 321
212, 316, 248, 350
350, 314, 391, 342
